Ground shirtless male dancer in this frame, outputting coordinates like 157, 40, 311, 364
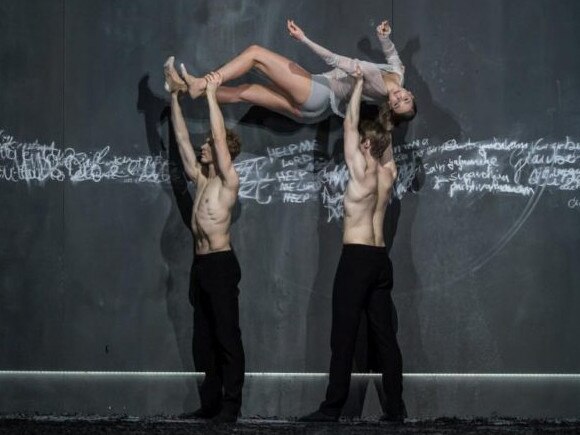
300, 68, 406, 423
165, 58, 244, 424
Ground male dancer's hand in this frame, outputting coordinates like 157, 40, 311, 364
351, 63, 363, 82
204, 71, 223, 89
376, 20, 392, 38
205, 72, 222, 94
287, 19, 306, 41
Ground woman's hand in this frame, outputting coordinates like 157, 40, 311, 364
287, 19, 306, 41
376, 20, 391, 37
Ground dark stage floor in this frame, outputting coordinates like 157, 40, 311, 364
1, 416, 580, 434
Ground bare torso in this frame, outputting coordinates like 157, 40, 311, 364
343, 154, 397, 246
192, 174, 236, 254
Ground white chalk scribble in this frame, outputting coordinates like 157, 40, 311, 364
2, 128, 580, 222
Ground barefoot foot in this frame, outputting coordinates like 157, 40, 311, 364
180, 63, 206, 99
163, 56, 187, 94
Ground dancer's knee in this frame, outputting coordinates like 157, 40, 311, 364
245, 44, 266, 57
244, 44, 272, 70
237, 84, 257, 103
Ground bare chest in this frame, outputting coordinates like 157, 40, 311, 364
193, 179, 225, 218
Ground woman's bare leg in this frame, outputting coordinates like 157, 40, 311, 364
215, 84, 302, 119
183, 45, 313, 105
216, 45, 312, 105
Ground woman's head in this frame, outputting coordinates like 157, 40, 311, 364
380, 87, 417, 129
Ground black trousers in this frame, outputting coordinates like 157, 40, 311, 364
320, 244, 404, 417
191, 250, 245, 415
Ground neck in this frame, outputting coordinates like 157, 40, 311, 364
363, 150, 378, 168
385, 80, 400, 94
203, 164, 218, 178
208, 164, 218, 178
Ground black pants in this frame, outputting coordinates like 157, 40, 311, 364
191, 250, 245, 415
320, 244, 404, 417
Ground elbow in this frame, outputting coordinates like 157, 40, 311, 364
328, 54, 341, 68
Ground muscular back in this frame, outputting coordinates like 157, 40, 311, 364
371, 159, 397, 246
192, 174, 238, 254
343, 151, 397, 246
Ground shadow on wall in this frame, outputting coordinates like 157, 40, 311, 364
302, 115, 343, 410
237, 105, 345, 416
398, 38, 462, 140
388, 36, 463, 413
335, 34, 465, 417
137, 74, 197, 412
394, 38, 502, 380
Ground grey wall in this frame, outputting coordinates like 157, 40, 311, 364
1, 0, 579, 417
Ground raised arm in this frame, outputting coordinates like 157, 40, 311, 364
376, 20, 405, 80
205, 73, 239, 190
287, 19, 360, 76
170, 93, 202, 181
343, 68, 366, 182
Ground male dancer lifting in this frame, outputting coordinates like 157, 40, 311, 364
301, 67, 406, 423
165, 57, 244, 424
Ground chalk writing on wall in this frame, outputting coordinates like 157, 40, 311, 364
0, 130, 168, 184
2, 129, 579, 222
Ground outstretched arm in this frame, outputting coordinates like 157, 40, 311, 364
376, 20, 405, 79
287, 19, 361, 76
343, 68, 366, 181
170, 93, 201, 181
205, 73, 239, 190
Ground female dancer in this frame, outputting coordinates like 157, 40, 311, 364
164, 19, 415, 127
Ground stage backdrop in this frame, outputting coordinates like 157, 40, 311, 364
1, 0, 579, 418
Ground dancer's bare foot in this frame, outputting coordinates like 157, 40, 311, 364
180, 63, 207, 100
164, 56, 187, 94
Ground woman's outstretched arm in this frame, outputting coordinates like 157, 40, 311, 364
287, 19, 360, 75
376, 20, 405, 79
